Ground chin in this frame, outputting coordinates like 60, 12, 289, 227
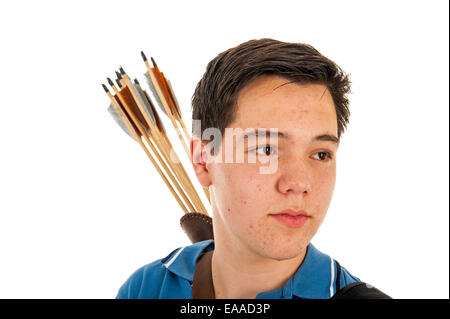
253, 241, 308, 261
266, 250, 304, 262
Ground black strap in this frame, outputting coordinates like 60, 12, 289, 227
332, 282, 392, 299
335, 260, 342, 293
333, 260, 391, 299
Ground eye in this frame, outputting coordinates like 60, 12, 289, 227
255, 145, 277, 156
312, 151, 333, 161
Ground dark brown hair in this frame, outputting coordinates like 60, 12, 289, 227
192, 38, 351, 145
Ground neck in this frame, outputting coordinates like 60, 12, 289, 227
211, 234, 307, 299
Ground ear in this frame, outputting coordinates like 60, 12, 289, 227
191, 135, 212, 188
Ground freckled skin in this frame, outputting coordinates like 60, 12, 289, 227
195, 75, 338, 262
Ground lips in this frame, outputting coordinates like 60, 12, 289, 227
273, 209, 309, 217
269, 209, 310, 227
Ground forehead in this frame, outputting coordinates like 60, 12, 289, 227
230, 76, 337, 136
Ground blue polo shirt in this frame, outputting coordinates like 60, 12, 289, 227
116, 240, 360, 299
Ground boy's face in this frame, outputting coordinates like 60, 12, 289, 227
194, 75, 339, 260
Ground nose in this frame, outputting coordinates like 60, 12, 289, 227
277, 160, 311, 195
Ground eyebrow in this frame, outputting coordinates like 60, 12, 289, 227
240, 131, 340, 144
314, 134, 340, 144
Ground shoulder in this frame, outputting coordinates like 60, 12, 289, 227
291, 243, 361, 299
115, 254, 171, 299
116, 240, 215, 299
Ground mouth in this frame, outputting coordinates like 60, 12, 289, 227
269, 209, 311, 228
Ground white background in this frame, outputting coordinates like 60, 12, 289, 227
0, 0, 448, 299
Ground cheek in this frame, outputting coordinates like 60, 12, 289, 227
311, 167, 336, 213
213, 164, 273, 220
316, 169, 335, 190
246, 219, 274, 245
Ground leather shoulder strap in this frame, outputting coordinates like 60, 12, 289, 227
192, 250, 215, 299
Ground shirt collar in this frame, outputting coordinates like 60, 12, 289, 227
162, 239, 214, 282
162, 240, 334, 299
290, 243, 335, 299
